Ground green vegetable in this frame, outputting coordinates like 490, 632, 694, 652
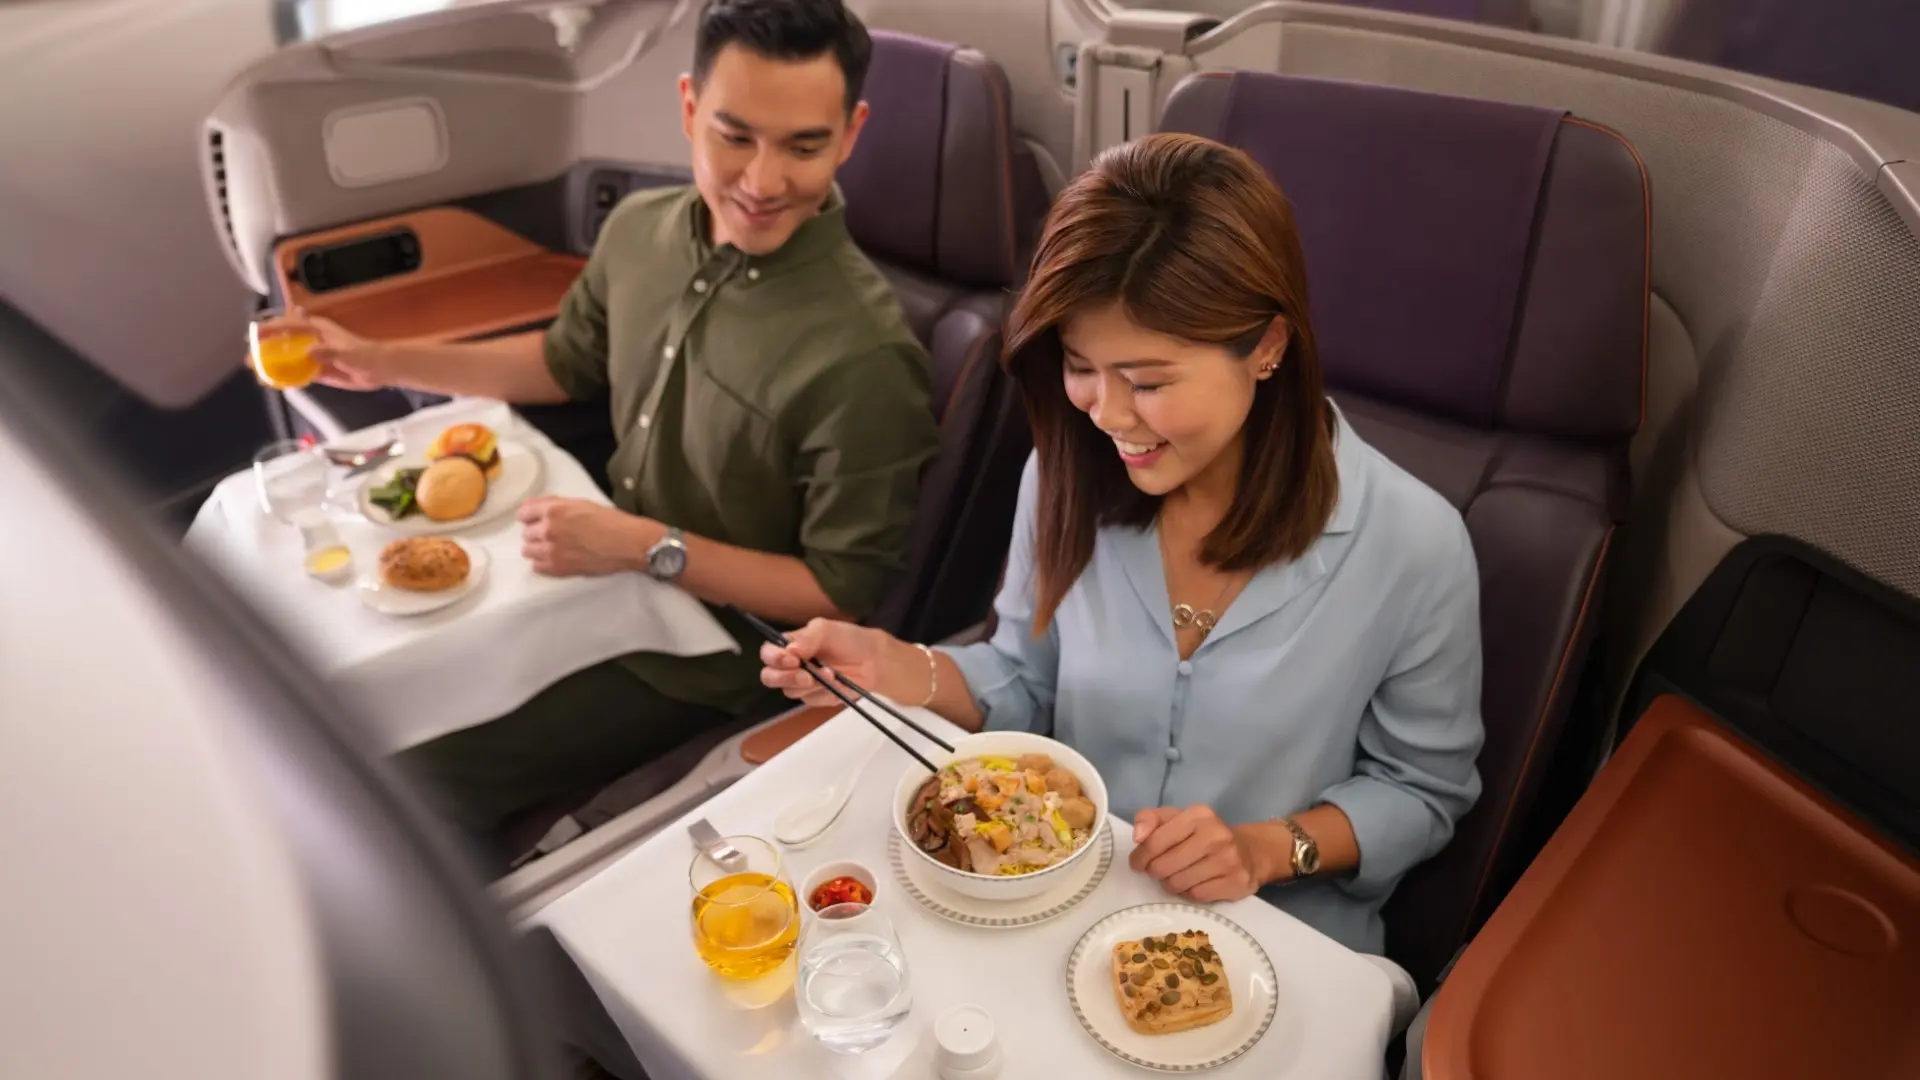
368, 467, 425, 519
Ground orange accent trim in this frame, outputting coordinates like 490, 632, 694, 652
1456, 526, 1615, 942
1561, 116, 1653, 434
1424, 694, 1920, 1080
272, 207, 584, 344
740, 704, 842, 766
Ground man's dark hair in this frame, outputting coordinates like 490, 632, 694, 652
692, 0, 873, 111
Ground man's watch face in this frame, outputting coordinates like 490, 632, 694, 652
650, 543, 687, 580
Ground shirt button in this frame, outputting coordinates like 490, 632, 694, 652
1165, 746, 1182, 763
638, 414, 651, 430
621, 477, 635, 491
746, 267, 760, 281
692, 279, 708, 293
1177, 661, 1193, 677
662, 345, 676, 360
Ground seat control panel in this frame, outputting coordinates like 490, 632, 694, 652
294, 227, 422, 293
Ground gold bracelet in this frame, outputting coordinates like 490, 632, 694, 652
913, 643, 937, 707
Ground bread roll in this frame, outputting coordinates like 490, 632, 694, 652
414, 456, 487, 521
378, 537, 471, 593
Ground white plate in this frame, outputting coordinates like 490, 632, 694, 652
355, 439, 544, 535
356, 541, 490, 616
886, 826, 1112, 929
1066, 903, 1279, 1072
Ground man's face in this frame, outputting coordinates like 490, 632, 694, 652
680, 43, 868, 256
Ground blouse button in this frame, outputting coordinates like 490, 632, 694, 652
1176, 660, 1193, 677
1164, 746, 1182, 763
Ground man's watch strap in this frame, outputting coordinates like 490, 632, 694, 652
646, 526, 688, 581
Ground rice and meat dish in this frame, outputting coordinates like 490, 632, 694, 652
905, 753, 1098, 875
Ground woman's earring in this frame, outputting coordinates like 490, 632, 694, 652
1258, 361, 1278, 377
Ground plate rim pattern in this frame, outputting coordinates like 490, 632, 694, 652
1064, 901, 1280, 1073
886, 826, 1113, 929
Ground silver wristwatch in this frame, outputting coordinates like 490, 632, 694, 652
645, 526, 687, 581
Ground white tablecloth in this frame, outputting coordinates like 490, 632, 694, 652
184, 398, 737, 753
531, 709, 1400, 1080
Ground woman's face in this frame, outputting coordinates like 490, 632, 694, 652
1061, 302, 1282, 498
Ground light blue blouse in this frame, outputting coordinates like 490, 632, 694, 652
940, 406, 1485, 955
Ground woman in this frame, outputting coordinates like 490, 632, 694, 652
761, 132, 1483, 956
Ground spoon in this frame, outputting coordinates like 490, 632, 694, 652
774, 742, 884, 849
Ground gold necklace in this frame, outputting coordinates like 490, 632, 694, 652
1159, 528, 1239, 638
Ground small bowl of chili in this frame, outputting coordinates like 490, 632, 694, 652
801, 860, 878, 914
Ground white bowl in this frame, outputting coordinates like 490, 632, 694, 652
799, 859, 880, 914
892, 731, 1109, 902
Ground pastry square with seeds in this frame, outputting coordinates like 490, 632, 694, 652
1109, 929, 1234, 1035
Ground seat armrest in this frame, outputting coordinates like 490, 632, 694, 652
741, 704, 841, 765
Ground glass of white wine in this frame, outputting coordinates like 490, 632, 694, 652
688, 835, 800, 981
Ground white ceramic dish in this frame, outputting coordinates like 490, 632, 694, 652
888, 826, 1112, 930
356, 541, 490, 616
891, 730, 1110, 903
799, 859, 879, 914
355, 438, 543, 535
1065, 903, 1280, 1073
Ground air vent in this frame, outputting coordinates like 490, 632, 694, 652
206, 126, 239, 263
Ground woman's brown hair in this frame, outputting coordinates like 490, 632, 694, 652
1005, 131, 1339, 634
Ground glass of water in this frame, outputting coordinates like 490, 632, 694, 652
253, 439, 329, 529
795, 902, 912, 1054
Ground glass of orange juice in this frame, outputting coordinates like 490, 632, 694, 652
249, 311, 323, 391
689, 835, 800, 981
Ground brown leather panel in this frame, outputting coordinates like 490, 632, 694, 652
1426, 695, 1920, 1080
740, 705, 842, 766
272, 207, 584, 344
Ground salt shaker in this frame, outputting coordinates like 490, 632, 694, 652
933, 1004, 1001, 1080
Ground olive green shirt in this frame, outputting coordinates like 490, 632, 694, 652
544, 184, 938, 713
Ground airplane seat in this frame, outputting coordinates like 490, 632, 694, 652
1159, 70, 1649, 990
1649, 0, 1920, 116
837, 28, 1045, 644
1327, 0, 1534, 28
492, 31, 1049, 875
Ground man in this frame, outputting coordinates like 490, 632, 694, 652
295, 0, 938, 838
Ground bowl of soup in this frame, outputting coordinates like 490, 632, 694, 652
891, 731, 1109, 902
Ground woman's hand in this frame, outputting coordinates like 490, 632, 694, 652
1130, 806, 1274, 903
759, 619, 908, 708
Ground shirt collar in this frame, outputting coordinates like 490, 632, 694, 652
1322, 399, 1366, 535
684, 183, 850, 279
1111, 397, 1366, 650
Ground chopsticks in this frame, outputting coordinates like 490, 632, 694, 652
730, 606, 953, 774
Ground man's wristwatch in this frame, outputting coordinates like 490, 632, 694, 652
1279, 817, 1320, 880
645, 526, 687, 581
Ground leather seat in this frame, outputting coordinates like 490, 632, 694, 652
838, 29, 1047, 643
1160, 71, 1649, 989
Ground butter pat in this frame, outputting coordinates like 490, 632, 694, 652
305, 544, 354, 584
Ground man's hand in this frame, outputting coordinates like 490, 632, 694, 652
269, 310, 398, 391
1130, 806, 1275, 903
517, 496, 655, 577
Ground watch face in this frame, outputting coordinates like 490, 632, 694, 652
649, 542, 687, 580
1296, 841, 1320, 877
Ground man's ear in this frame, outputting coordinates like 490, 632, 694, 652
678, 73, 698, 141
838, 100, 871, 165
